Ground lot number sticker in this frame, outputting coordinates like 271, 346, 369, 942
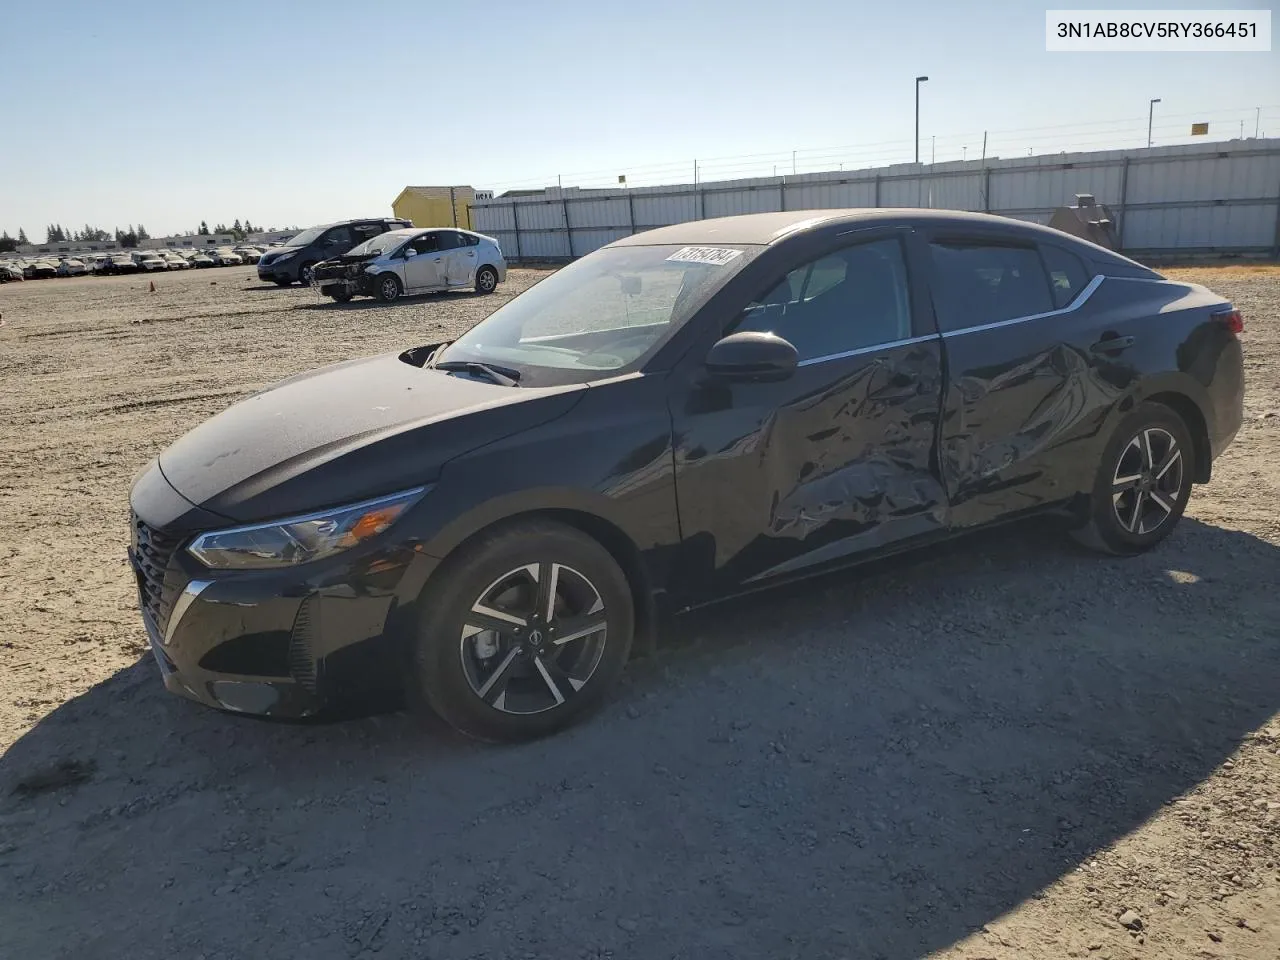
666, 246, 744, 266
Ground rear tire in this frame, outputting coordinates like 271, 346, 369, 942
410, 520, 634, 743
475, 265, 498, 294
375, 273, 402, 303
1072, 402, 1194, 556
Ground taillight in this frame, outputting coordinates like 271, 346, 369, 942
1213, 308, 1244, 335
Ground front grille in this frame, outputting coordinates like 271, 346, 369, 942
288, 598, 319, 692
132, 514, 183, 631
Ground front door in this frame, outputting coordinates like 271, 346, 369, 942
668, 230, 947, 598
439, 231, 477, 286
402, 232, 444, 292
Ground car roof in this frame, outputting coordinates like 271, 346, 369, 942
605, 208, 1091, 247
381, 227, 475, 239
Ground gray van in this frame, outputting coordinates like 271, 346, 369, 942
257, 217, 411, 286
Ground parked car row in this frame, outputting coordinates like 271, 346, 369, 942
257, 216, 509, 303
0, 245, 269, 279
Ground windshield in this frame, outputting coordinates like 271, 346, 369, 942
436, 243, 760, 385
347, 232, 403, 257
282, 227, 325, 248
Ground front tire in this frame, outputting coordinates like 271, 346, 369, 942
411, 520, 635, 743
1072, 402, 1193, 555
329, 290, 353, 303
374, 273, 402, 302
297, 262, 317, 287
475, 265, 498, 294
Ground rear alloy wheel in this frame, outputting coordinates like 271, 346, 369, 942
412, 520, 634, 742
475, 265, 498, 294
1073, 403, 1193, 555
375, 273, 402, 302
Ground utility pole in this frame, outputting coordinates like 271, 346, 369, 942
981, 131, 987, 162
1256, 106, 1262, 138
915, 76, 929, 163
1147, 97, 1161, 148
931, 136, 935, 164
792, 150, 797, 175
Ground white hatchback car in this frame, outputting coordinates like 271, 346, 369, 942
312, 227, 506, 303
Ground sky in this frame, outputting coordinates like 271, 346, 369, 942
1, 0, 1276, 239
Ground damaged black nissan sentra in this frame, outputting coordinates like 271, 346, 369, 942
129, 209, 1244, 741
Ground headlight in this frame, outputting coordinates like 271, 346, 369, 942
187, 487, 426, 570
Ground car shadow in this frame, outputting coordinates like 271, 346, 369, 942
1, 517, 1277, 959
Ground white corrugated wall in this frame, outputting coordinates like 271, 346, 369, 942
472, 139, 1280, 259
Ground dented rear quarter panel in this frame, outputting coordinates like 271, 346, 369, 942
936, 274, 1237, 528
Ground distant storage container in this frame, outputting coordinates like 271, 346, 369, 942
392, 186, 482, 229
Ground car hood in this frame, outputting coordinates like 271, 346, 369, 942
156, 347, 586, 523
259, 248, 301, 265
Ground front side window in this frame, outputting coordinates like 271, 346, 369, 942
322, 226, 353, 249
1041, 244, 1091, 309
436, 243, 761, 384
410, 233, 440, 255
732, 238, 913, 361
351, 223, 383, 244
928, 242, 1054, 332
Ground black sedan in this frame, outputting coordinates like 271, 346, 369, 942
128, 209, 1244, 741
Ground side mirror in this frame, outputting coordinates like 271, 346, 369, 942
705, 331, 798, 382
404, 249, 417, 259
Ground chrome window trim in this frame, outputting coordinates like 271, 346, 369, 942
938, 274, 1105, 339
797, 334, 938, 367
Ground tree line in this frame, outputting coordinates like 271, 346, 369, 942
0, 218, 285, 253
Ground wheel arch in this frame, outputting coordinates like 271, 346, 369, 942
1142, 391, 1212, 484
411, 504, 659, 658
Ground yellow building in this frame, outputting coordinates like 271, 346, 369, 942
391, 185, 489, 230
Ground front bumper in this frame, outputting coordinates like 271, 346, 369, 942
258, 259, 295, 282
127, 511, 431, 719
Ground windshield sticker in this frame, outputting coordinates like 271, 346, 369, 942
665, 246, 744, 266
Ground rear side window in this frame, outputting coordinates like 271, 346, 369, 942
436, 232, 463, 251
928, 242, 1054, 332
1040, 244, 1091, 309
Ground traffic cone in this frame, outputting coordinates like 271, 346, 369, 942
148, 280, 156, 293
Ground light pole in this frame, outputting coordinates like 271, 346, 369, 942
1147, 97, 1161, 148
915, 76, 928, 163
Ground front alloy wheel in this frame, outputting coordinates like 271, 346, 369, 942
411, 519, 634, 742
461, 563, 608, 715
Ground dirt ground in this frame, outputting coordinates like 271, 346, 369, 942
0, 264, 1277, 960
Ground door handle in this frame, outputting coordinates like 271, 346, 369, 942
431, 257, 441, 262
1089, 335, 1135, 354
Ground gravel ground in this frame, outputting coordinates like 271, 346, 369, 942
0, 265, 1277, 960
